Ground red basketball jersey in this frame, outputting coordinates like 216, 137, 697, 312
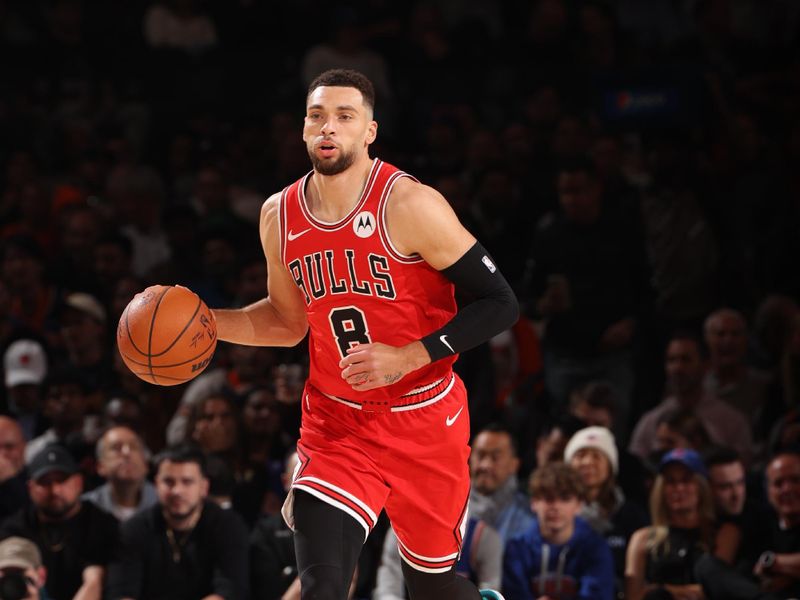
279, 159, 457, 404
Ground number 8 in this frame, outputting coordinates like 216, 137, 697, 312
329, 306, 372, 357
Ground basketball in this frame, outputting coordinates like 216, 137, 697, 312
117, 285, 217, 386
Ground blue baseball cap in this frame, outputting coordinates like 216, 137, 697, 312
659, 448, 707, 478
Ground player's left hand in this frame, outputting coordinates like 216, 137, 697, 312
339, 342, 426, 391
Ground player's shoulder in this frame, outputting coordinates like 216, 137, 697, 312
260, 191, 283, 215
259, 192, 284, 250
387, 177, 449, 213
260, 191, 283, 225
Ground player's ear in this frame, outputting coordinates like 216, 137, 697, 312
366, 120, 377, 146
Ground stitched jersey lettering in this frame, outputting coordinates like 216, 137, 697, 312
289, 249, 397, 306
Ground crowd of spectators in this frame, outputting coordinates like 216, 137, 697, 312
1, 0, 800, 598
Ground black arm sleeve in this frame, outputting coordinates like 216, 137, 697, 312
420, 242, 519, 363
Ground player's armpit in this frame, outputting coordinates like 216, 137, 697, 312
420, 242, 518, 363
214, 194, 309, 347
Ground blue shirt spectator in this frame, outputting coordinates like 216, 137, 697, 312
504, 462, 614, 600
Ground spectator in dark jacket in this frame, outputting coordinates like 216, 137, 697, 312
106, 445, 249, 600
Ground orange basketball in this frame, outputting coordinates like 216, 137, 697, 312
117, 285, 217, 386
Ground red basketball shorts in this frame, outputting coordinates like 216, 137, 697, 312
282, 372, 472, 573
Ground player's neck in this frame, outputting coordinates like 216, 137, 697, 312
309, 156, 374, 221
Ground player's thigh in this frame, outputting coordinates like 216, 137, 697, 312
383, 380, 472, 571
290, 386, 390, 537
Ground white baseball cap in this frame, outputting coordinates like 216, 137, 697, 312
3, 339, 48, 388
0, 536, 42, 570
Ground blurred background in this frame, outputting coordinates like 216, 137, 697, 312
0, 1, 799, 597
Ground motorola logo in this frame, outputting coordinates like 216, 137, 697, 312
353, 211, 376, 238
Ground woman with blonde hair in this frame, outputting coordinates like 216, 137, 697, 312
625, 449, 738, 600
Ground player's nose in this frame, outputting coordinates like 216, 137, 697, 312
320, 119, 336, 136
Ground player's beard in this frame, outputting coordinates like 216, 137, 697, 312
308, 145, 358, 176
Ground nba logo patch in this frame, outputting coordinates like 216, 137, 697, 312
353, 211, 376, 238
481, 255, 497, 273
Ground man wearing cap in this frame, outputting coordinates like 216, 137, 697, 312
0, 416, 29, 520
3, 338, 49, 441
0, 444, 119, 600
0, 536, 48, 600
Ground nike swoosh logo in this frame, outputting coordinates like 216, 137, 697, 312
440, 335, 455, 353
446, 406, 464, 427
288, 228, 312, 241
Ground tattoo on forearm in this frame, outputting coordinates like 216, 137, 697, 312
384, 372, 402, 384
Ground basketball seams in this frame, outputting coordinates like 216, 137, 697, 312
117, 339, 216, 368
146, 286, 172, 384
123, 295, 157, 358
118, 284, 217, 386
149, 293, 203, 358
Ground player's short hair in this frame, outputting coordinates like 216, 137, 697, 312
529, 462, 587, 501
308, 69, 375, 112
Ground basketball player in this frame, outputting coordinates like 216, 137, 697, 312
212, 69, 516, 600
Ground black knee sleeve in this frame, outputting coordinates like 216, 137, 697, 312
293, 490, 364, 600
